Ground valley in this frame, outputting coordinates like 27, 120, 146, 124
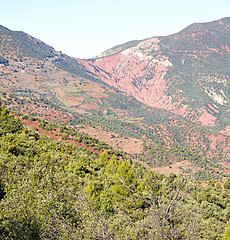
0, 17, 230, 239
0, 19, 229, 180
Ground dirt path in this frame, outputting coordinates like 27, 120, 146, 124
17, 117, 102, 155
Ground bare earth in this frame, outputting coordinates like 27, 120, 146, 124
77, 125, 143, 155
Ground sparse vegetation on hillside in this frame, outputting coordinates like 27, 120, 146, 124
0, 21, 229, 181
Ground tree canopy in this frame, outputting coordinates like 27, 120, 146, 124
0, 102, 230, 239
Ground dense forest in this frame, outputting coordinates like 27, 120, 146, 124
0, 100, 230, 239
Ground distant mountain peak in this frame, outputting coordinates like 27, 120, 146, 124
78, 17, 230, 131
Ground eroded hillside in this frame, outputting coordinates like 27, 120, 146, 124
78, 18, 230, 131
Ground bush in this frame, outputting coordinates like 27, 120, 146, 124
223, 178, 230, 190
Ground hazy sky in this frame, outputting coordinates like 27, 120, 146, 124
1, 0, 230, 58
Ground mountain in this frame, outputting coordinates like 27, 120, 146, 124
77, 17, 230, 132
0, 20, 229, 180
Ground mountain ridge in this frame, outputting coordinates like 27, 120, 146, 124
93, 17, 230, 59
0, 18, 229, 179
77, 17, 230, 131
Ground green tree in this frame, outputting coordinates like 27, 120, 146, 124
215, 182, 222, 190
223, 225, 230, 240
224, 178, 230, 190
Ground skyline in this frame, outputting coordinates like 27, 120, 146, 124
1, 0, 230, 59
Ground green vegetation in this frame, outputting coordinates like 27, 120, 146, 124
0, 102, 230, 239
0, 55, 8, 65
0, 25, 56, 59
161, 18, 230, 129
6, 86, 228, 180
0, 22, 229, 182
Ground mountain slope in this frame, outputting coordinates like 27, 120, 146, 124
77, 17, 230, 131
0, 21, 229, 179
1, 103, 230, 239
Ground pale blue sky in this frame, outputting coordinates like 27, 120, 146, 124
1, 0, 230, 58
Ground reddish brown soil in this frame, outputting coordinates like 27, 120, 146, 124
77, 38, 219, 128
18, 118, 101, 155
77, 125, 143, 155
198, 111, 216, 127
16, 117, 229, 180
208, 134, 226, 150
221, 126, 230, 136
152, 160, 200, 176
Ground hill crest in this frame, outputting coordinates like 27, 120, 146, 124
0, 18, 229, 179
77, 17, 230, 131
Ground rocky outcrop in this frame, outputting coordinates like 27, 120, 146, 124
78, 18, 230, 130
77, 38, 209, 126
78, 38, 175, 112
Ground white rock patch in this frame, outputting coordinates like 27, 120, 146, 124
203, 87, 228, 105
